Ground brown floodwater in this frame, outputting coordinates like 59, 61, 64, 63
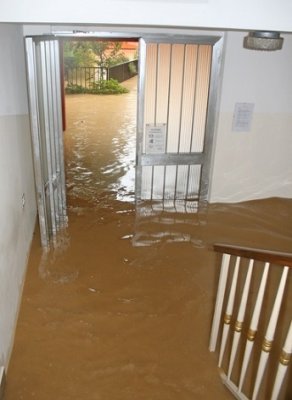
5, 77, 292, 400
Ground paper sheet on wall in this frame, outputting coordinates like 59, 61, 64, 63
232, 103, 254, 132
145, 123, 166, 154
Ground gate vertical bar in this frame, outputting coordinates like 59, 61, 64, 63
200, 37, 223, 201
136, 38, 146, 201
45, 41, 60, 230
25, 38, 49, 247
49, 40, 62, 223
52, 39, 67, 224
162, 44, 173, 201
40, 41, 57, 235
154, 43, 159, 126
177, 44, 186, 154
189, 45, 199, 153
151, 43, 159, 201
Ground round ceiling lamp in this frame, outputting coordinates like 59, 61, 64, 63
243, 31, 284, 51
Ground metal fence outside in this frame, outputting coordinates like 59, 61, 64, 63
64, 59, 138, 88
108, 59, 138, 82
64, 66, 107, 89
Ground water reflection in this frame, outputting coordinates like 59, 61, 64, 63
133, 200, 205, 247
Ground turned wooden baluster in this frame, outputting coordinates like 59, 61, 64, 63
218, 256, 241, 367
251, 266, 289, 400
270, 320, 292, 400
209, 253, 231, 352
227, 259, 254, 380
238, 262, 270, 392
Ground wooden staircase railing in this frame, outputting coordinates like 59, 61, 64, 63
0, 366, 5, 400
209, 243, 292, 400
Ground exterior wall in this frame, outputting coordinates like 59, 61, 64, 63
209, 32, 292, 202
0, 24, 36, 368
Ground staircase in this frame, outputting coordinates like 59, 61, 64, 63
209, 243, 292, 400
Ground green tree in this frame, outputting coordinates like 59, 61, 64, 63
63, 41, 96, 68
63, 40, 129, 69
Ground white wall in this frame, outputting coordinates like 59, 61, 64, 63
209, 32, 292, 202
0, 24, 36, 369
0, 0, 292, 32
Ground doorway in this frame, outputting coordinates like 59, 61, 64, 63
25, 33, 223, 247
61, 39, 139, 208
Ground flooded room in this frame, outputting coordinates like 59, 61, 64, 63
0, 2, 292, 400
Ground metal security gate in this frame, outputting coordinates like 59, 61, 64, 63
136, 36, 223, 207
26, 37, 67, 247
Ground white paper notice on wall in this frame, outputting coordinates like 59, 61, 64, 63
145, 123, 166, 154
232, 103, 255, 132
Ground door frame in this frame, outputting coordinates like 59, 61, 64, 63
26, 31, 224, 246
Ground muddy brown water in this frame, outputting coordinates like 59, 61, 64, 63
5, 77, 292, 399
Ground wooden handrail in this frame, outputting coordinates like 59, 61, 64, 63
213, 243, 292, 268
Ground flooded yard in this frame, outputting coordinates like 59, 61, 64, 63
64, 77, 137, 208
4, 77, 292, 400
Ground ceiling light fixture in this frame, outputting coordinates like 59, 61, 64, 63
243, 31, 284, 51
